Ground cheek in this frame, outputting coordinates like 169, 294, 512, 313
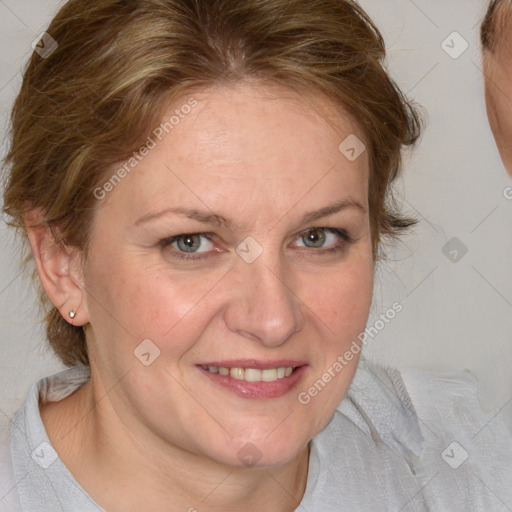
85, 252, 234, 367
301, 255, 373, 335
296, 258, 372, 435
87, 251, 201, 337
83, 251, 174, 348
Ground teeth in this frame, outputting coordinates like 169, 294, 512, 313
262, 368, 278, 381
203, 365, 295, 382
244, 368, 262, 382
230, 367, 245, 380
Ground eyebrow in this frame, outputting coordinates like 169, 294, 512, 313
133, 198, 366, 230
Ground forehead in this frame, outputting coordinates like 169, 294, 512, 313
173, 82, 363, 174
180, 81, 363, 143
101, 81, 371, 225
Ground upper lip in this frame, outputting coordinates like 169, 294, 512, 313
197, 360, 307, 369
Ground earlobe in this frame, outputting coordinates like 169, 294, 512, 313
24, 210, 90, 327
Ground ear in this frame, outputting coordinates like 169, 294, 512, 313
24, 209, 90, 327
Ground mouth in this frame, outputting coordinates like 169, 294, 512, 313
196, 361, 307, 399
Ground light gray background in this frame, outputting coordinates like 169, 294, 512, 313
1, 0, 511, 427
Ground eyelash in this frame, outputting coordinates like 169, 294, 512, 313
160, 228, 354, 261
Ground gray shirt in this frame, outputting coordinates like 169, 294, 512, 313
1, 360, 511, 511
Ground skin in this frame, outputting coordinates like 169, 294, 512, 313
28, 80, 373, 512
483, 9, 512, 177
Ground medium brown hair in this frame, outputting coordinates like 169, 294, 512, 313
481, 0, 512, 52
2, 0, 422, 367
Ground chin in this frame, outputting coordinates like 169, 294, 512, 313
207, 432, 310, 470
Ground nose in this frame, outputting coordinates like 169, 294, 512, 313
223, 253, 305, 347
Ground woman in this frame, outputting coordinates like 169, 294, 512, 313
1, 0, 510, 510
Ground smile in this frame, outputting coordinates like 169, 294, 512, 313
197, 363, 307, 399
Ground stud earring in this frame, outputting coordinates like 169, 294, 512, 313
69, 310, 76, 319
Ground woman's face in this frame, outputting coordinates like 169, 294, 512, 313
81, 81, 373, 468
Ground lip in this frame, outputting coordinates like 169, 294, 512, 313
197, 363, 308, 399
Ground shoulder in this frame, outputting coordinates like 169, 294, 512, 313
398, 364, 501, 432
303, 359, 512, 511
0, 417, 22, 512
398, 363, 512, 468
398, 365, 512, 507
5, 365, 102, 512
343, 359, 512, 510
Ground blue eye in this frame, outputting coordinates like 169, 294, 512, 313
296, 227, 350, 250
161, 233, 215, 258
160, 227, 353, 261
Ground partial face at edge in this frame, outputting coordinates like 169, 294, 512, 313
81, 81, 374, 469
484, 10, 512, 177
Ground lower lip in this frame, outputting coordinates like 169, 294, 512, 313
198, 365, 308, 399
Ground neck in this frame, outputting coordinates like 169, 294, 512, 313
40, 375, 310, 512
